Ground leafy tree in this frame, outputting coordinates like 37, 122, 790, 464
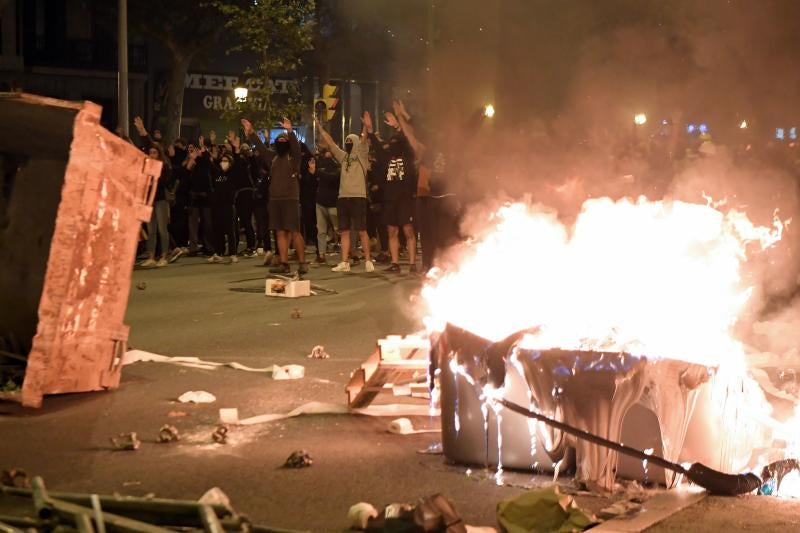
207, 0, 315, 129
125, 0, 225, 142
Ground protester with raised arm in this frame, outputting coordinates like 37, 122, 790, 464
241, 117, 307, 274
315, 113, 374, 273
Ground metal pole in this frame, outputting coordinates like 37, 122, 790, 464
118, 0, 129, 137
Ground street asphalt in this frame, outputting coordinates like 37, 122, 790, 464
1, 252, 799, 531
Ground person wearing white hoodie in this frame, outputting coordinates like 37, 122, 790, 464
315, 114, 374, 273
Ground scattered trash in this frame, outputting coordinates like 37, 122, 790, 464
271, 364, 305, 380
219, 408, 240, 425
177, 390, 217, 404
237, 401, 438, 426
122, 481, 141, 487
596, 499, 642, 520
110, 432, 141, 451
199, 487, 234, 513
211, 425, 229, 444
759, 458, 800, 495
124, 349, 276, 374
136, 281, 147, 290
496, 485, 596, 533
167, 410, 187, 418
266, 278, 311, 298
307, 345, 330, 359
283, 450, 313, 468
357, 493, 470, 532
388, 417, 440, 435
416, 442, 444, 455
1, 469, 30, 488
157, 424, 179, 443
348, 502, 379, 529
291, 308, 302, 319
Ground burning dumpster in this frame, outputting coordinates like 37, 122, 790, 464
0, 93, 161, 408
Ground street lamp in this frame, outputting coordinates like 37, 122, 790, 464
634, 113, 647, 126
739, 120, 748, 129
484, 104, 495, 118
234, 87, 249, 102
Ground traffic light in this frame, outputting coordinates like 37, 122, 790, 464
314, 83, 339, 121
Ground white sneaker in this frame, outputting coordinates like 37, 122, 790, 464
262, 250, 274, 266
156, 258, 168, 267
140, 258, 157, 267
230, 255, 239, 264
256, 247, 265, 256
207, 254, 222, 264
365, 260, 375, 273
331, 261, 350, 272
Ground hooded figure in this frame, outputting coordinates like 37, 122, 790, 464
207, 153, 240, 262
334, 133, 369, 198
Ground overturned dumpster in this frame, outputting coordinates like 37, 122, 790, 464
0, 93, 160, 407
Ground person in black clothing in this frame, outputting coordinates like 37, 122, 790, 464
365, 111, 418, 273
300, 156, 320, 260
227, 132, 257, 257
314, 151, 340, 264
248, 142, 273, 259
133, 117, 174, 268
167, 139, 191, 262
208, 152, 240, 264
185, 143, 215, 256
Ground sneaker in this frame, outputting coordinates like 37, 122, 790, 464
168, 248, 184, 263
298, 262, 309, 274
315, 255, 327, 264
156, 258, 169, 268
385, 263, 401, 273
269, 262, 290, 274
262, 250, 274, 266
365, 260, 375, 273
207, 254, 222, 264
242, 249, 257, 258
230, 255, 239, 264
256, 247, 265, 256
140, 258, 157, 267
332, 261, 350, 272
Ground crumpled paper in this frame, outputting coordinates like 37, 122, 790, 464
496, 485, 596, 533
178, 391, 217, 403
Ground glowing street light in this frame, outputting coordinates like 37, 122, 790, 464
484, 104, 495, 118
634, 113, 647, 126
739, 120, 748, 129
234, 86, 249, 102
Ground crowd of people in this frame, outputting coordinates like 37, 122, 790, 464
129, 101, 460, 276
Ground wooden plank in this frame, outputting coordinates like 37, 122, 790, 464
592, 488, 706, 532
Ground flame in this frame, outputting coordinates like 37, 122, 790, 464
423, 197, 784, 367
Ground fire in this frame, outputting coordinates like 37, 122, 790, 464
423, 197, 784, 367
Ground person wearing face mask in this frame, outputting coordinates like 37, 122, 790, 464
207, 152, 240, 264
133, 117, 174, 267
315, 114, 374, 273
241, 117, 307, 274
366, 110, 418, 273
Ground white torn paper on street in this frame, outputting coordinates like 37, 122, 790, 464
123, 350, 275, 373
237, 401, 440, 426
388, 417, 440, 435
178, 391, 217, 403
271, 364, 305, 380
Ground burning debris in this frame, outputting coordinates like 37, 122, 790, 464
419, 198, 798, 495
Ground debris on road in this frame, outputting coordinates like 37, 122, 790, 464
291, 308, 302, 319
219, 408, 240, 424
271, 364, 305, 380
1, 468, 30, 488
212, 425, 229, 444
124, 349, 275, 374
496, 485, 596, 533
266, 278, 311, 298
168, 410, 187, 417
388, 417, 440, 435
177, 390, 217, 403
416, 442, 444, 455
759, 458, 800, 495
136, 281, 147, 290
307, 345, 330, 359
237, 401, 437, 426
157, 424, 180, 443
110, 432, 141, 451
348, 502, 379, 529
283, 450, 313, 468
596, 498, 643, 520
0, 476, 297, 532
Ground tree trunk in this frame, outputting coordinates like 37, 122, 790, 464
163, 52, 193, 143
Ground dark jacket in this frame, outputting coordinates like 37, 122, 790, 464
369, 131, 417, 200
247, 131, 302, 200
